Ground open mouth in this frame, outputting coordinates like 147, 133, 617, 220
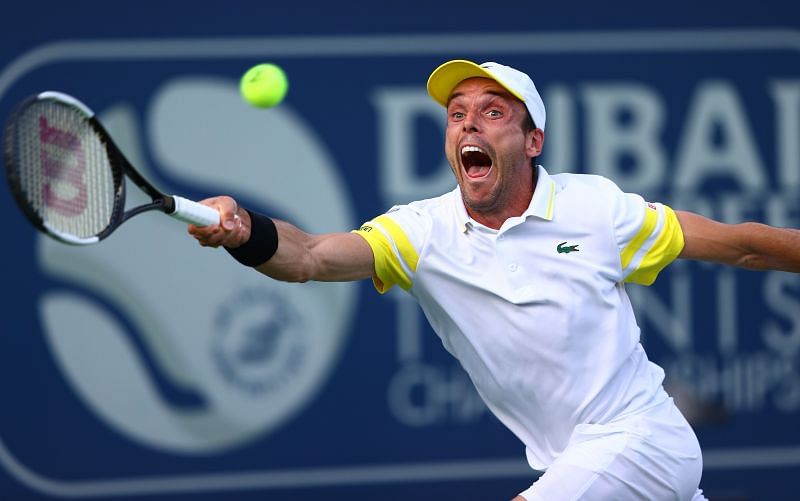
461, 145, 493, 179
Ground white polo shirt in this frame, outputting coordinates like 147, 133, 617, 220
354, 165, 685, 470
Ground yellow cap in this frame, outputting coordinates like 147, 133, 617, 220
426, 59, 546, 130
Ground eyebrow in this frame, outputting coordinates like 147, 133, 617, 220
446, 89, 514, 108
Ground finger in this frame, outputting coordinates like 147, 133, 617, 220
193, 232, 225, 248
221, 198, 240, 230
188, 223, 218, 238
188, 221, 224, 246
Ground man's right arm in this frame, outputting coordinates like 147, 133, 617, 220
188, 196, 375, 283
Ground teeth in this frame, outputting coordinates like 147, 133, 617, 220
461, 145, 486, 155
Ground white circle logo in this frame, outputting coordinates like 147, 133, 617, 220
38, 77, 357, 454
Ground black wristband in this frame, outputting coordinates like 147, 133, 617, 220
224, 209, 279, 267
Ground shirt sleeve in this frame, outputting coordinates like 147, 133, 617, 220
352, 205, 429, 293
614, 190, 685, 286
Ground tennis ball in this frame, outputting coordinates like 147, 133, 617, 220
240, 63, 288, 108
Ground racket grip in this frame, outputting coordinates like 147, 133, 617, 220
170, 196, 220, 227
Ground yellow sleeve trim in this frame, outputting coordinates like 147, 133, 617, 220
625, 206, 685, 286
374, 215, 420, 273
620, 205, 658, 271
352, 217, 418, 293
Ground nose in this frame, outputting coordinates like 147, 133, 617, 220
462, 112, 480, 133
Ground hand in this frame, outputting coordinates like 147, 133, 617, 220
188, 196, 251, 248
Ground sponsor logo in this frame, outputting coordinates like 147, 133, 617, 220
34, 79, 358, 455
212, 287, 307, 397
556, 241, 580, 254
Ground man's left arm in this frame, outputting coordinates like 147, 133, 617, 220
676, 210, 800, 272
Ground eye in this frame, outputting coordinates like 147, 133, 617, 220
487, 109, 503, 118
450, 111, 465, 121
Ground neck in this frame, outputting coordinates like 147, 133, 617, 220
466, 165, 538, 230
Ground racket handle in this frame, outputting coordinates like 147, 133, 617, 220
169, 196, 220, 227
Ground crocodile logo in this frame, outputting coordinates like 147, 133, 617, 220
557, 241, 580, 254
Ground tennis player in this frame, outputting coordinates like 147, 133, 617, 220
190, 60, 800, 500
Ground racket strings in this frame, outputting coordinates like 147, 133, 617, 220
14, 101, 117, 239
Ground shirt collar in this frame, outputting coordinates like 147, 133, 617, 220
454, 165, 557, 233
453, 185, 471, 233
526, 165, 557, 221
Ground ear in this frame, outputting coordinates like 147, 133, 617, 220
526, 128, 544, 159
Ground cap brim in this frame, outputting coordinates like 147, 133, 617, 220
426, 59, 524, 108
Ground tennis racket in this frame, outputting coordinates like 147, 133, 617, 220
3, 91, 219, 245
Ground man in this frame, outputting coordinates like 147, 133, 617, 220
190, 60, 800, 500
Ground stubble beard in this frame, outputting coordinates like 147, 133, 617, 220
462, 183, 503, 216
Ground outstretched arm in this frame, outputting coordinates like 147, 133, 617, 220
188, 196, 375, 283
676, 210, 800, 272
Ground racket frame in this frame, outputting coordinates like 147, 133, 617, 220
4, 91, 218, 245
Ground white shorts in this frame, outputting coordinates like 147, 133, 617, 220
519, 397, 707, 501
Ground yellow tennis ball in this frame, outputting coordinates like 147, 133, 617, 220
240, 63, 288, 108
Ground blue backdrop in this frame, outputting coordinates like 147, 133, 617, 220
1, 1, 799, 499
